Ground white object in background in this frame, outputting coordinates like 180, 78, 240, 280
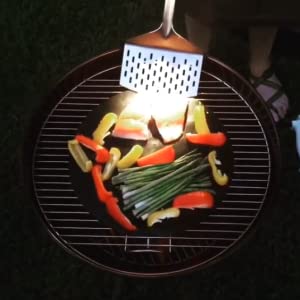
292, 115, 300, 163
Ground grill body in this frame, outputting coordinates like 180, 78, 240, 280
25, 49, 280, 277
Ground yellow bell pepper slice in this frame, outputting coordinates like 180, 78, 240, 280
68, 139, 93, 173
92, 112, 118, 145
117, 145, 144, 169
208, 151, 229, 186
147, 207, 180, 227
194, 102, 210, 134
102, 147, 121, 181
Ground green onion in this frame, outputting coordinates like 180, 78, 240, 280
111, 149, 214, 218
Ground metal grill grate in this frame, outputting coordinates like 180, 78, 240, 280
29, 50, 279, 277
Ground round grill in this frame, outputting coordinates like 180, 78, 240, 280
26, 49, 280, 277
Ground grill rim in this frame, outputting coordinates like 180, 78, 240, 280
22, 49, 281, 278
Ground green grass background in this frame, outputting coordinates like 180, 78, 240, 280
1, 0, 300, 299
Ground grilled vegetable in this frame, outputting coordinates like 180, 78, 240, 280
147, 207, 180, 227
208, 150, 229, 186
185, 98, 200, 133
194, 102, 210, 134
75, 134, 102, 151
92, 165, 136, 231
112, 98, 151, 141
137, 145, 176, 167
75, 134, 109, 163
102, 147, 121, 181
75, 134, 110, 163
91, 165, 114, 203
93, 112, 118, 145
112, 150, 212, 218
112, 119, 150, 141
173, 191, 214, 209
186, 132, 227, 147
106, 199, 137, 231
68, 139, 93, 173
152, 97, 187, 143
117, 94, 151, 121
117, 145, 144, 169
95, 147, 110, 164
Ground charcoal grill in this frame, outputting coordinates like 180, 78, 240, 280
24, 49, 280, 277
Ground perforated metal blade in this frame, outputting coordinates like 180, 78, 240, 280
120, 44, 203, 97
119, 0, 204, 97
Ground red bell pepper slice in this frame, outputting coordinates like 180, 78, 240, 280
76, 135, 110, 163
95, 148, 110, 164
75, 134, 102, 151
106, 199, 137, 232
92, 165, 136, 231
137, 145, 176, 167
186, 132, 227, 147
91, 165, 114, 203
173, 191, 214, 209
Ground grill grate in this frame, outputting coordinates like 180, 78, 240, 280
28, 50, 279, 277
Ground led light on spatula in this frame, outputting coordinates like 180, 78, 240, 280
120, 0, 204, 97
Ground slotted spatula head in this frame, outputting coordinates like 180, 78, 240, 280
120, 0, 204, 97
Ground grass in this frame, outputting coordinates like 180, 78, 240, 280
1, 0, 300, 299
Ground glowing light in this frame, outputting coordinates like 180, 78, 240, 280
132, 92, 190, 142
127, 92, 189, 120
121, 95, 151, 122
150, 94, 189, 119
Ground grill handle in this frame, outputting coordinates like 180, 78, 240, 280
162, 0, 176, 37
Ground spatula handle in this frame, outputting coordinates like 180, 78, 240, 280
162, 0, 176, 37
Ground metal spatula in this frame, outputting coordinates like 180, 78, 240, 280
120, 0, 204, 97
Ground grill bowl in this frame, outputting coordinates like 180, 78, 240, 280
24, 49, 280, 277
